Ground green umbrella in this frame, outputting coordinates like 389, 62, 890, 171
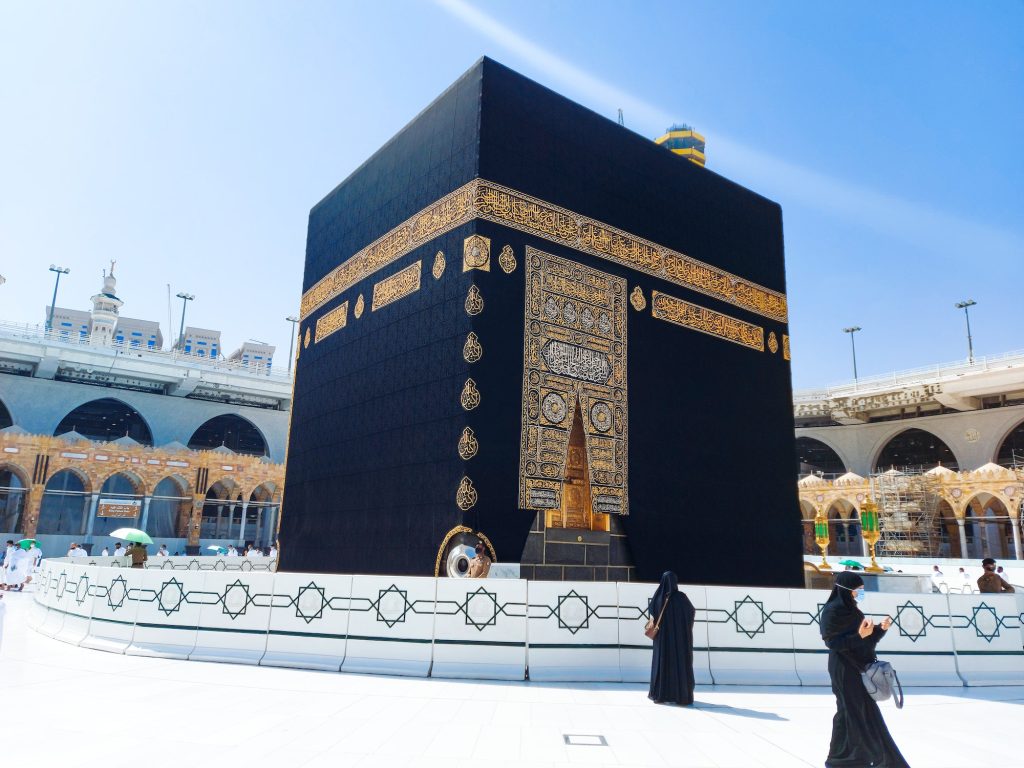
838, 559, 864, 568
16, 538, 39, 550
109, 527, 154, 545
206, 545, 228, 554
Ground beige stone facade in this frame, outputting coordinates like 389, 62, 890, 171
798, 464, 1024, 560
0, 430, 284, 546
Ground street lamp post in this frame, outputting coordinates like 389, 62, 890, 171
955, 299, 977, 364
286, 316, 299, 373
46, 265, 71, 332
175, 292, 195, 351
842, 326, 862, 383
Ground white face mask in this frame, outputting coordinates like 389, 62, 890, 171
854, 587, 866, 602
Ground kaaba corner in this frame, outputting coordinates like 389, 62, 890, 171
280, 57, 804, 588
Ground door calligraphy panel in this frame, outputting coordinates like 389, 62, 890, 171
519, 248, 628, 516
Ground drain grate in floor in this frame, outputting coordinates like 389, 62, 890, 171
563, 734, 608, 747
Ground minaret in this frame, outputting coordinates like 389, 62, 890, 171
89, 260, 123, 346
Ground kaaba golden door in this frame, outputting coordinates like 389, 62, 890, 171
546, 399, 609, 532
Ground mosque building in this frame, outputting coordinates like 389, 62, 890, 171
794, 352, 1024, 562
0, 265, 288, 555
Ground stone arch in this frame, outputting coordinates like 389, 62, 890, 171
795, 436, 847, 476
826, 498, 863, 556
92, 471, 148, 536
994, 417, 1024, 466
963, 492, 1013, 560
54, 397, 154, 446
0, 461, 30, 534
188, 414, 268, 457
0, 396, 13, 430
149, 475, 192, 539
97, 469, 148, 498
246, 482, 280, 548
199, 478, 244, 540
799, 499, 818, 555
0, 461, 31, 490
37, 468, 91, 535
873, 428, 959, 472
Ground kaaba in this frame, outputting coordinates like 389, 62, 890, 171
280, 57, 803, 587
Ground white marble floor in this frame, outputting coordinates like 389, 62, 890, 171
1, 590, 1020, 768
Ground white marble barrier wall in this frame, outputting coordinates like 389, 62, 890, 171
81, 564, 145, 654
341, 575, 437, 677
947, 592, 1024, 685
30, 560, 1024, 687
126, 567, 205, 659
706, 585, 800, 685
432, 577, 527, 680
526, 580, 620, 682
262, 572, 350, 671
191, 571, 275, 665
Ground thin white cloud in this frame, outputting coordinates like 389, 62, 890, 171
434, 0, 1023, 264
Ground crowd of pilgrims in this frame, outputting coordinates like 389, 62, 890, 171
1, 540, 278, 586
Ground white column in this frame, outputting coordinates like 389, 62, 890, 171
255, 507, 264, 547
139, 496, 152, 531
957, 518, 969, 559
237, 501, 249, 545
1011, 515, 1023, 561
84, 493, 100, 543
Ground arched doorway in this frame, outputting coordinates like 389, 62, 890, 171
248, 484, 279, 549
54, 398, 153, 445
200, 480, 242, 540
935, 499, 960, 558
0, 464, 28, 533
93, 473, 145, 537
795, 437, 846, 476
799, 499, 818, 555
149, 476, 191, 539
875, 429, 957, 472
0, 398, 13, 430
964, 494, 1012, 560
996, 419, 1024, 467
37, 469, 90, 535
826, 500, 863, 557
188, 415, 267, 456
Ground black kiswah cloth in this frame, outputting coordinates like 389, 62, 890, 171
648, 571, 697, 705
820, 571, 910, 767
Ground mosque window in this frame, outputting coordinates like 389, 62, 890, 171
54, 398, 154, 445
188, 414, 267, 456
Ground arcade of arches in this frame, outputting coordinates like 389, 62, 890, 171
799, 464, 1024, 560
798, 423, 1024, 561
0, 430, 284, 549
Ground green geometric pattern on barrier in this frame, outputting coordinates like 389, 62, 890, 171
294, 582, 327, 623
32, 567, 1024, 647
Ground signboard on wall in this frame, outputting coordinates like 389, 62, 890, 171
97, 498, 141, 518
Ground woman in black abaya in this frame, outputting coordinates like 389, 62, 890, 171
821, 571, 909, 768
648, 571, 697, 705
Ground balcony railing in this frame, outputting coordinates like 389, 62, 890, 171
793, 349, 1024, 403
0, 320, 292, 382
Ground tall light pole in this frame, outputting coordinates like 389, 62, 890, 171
843, 326, 862, 382
175, 292, 194, 350
955, 299, 977, 364
46, 265, 71, 331
286, 315, 299, 373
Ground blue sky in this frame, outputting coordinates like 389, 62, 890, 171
1, 1, 1020, 388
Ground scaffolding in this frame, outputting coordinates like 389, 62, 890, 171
869, 468, 942, 557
